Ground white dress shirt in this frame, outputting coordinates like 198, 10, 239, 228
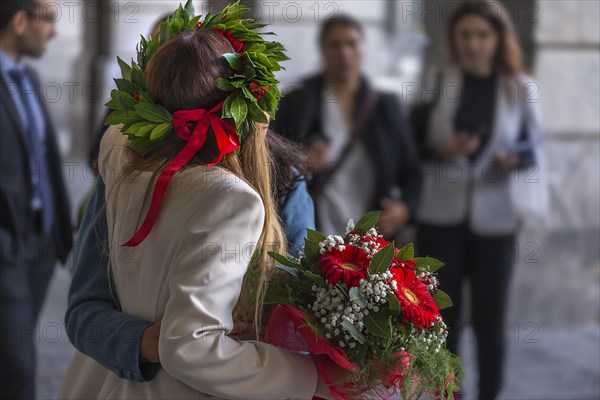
316, 95, 375, 235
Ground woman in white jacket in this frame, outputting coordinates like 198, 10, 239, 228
59, 19, 336, 400
411, 1, 546, 399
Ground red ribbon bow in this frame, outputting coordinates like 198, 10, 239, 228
121, 101, 239, 247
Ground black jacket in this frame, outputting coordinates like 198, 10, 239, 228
0, 67, 72, 264
271, 74, 421, 215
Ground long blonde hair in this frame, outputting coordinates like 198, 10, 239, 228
115, 29, 286, 338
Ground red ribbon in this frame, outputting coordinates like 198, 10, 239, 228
121, 101, 239, 247
265, 304, 357, 400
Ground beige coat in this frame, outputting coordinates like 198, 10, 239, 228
59, 126, 317, 399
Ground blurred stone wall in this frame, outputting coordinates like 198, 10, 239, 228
526, 0, 600, 326
535, 0, 600, 233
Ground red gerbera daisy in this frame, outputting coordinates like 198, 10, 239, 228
318, 245, 370, 287
389, 267, 439, 329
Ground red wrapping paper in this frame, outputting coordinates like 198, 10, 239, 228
265, 304, 411, 400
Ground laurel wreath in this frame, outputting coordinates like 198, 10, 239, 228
104, 0, 288, 148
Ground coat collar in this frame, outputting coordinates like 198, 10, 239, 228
0, 48, 27, 77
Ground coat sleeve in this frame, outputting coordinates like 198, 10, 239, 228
158, 184, 318, 399
271, 78, 322, 145
516, 76, 543, 169
271, 88, 307, 144
64, 178, 161, 382
279, 174, 315, 257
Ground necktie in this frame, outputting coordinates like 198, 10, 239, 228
8, 68, 54, 234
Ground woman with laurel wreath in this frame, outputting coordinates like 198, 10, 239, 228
59, 3, 342, 399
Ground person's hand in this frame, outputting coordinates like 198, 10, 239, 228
305, 139, 330, 174
378, 198, 411, 238
438, 132, 479, 160
139, 321, 161, 363
492, 150, 519, 170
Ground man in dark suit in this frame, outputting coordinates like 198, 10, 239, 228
0, 1, 72, 398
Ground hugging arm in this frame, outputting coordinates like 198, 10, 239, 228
64, 178, 161, 382
65, 174, 315, 384
279, 175, 315, 256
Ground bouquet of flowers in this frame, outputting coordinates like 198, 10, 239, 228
265, 212, 463, 399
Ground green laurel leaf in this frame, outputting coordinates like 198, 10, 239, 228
117, 57, 132, 80
396, 243, 414, 262
386, 292, 402, 314
336, 284, 350, 300
303, 271, 325, 287
215, 77, 237, 91
246, 100, 268, 124
354, 211, 381, 232
341, 319, 366, 344
268, 252, 302, 270
123, 121, 152, 135
114, 78, 137, 95
363, 312, 393, 339
133, 124, 156, 137
184, 0, 195, 19
105, 110, 142, 126
104, 111, 126, 125
414, 257, 445, 273
349, 287, 366, 308
369, 243, 395, 275
130, 66, 146, 90
106, 90, 136, 112
149, 122, 172, 141
134, 103, 172, 123
223, 52, 243, 70
433, 289, 453, 310
306, 228, 326, 243
303, 238, 321, 263
229, 95, 248, 129
243, 65, 256, 79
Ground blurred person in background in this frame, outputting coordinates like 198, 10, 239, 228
410, 1, 544, 399
271, 14, 421, 238
0, 0, 72, 398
